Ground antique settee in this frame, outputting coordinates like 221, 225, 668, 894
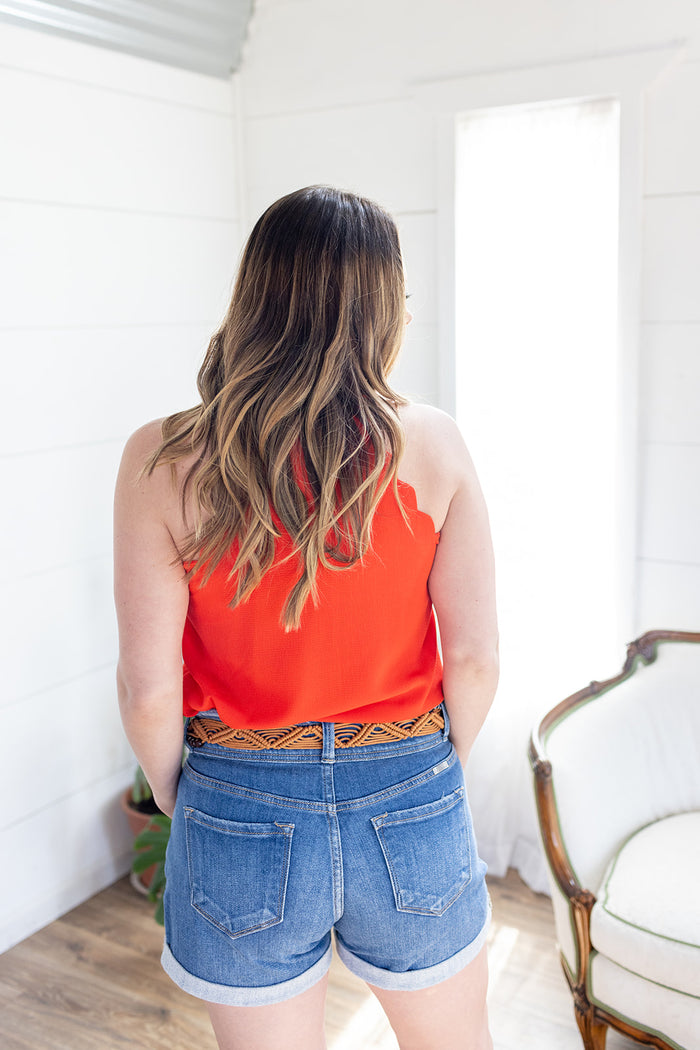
529, 629, 700, 1050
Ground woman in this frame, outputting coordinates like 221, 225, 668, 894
114, 185, 498, 1050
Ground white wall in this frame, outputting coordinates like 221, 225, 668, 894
238, 0, 700, 635
639, 61, 700, 629
0, 23, 242, 952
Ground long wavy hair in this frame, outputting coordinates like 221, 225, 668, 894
147, 185, 408, 629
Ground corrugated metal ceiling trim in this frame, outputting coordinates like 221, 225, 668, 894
0, 0, 253, 78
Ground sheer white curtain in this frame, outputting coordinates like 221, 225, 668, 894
455, 97, 622, 892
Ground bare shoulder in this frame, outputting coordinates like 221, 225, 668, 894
396, 402, 472, 530
119, 417, 199, 482
398, 401, 449, 432
119, 418, 165, 472
116, 418, 171, 502
398, 402, 471, 483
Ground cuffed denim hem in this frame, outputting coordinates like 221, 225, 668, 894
160, 940, 332, 1006
334, 896, 492, 991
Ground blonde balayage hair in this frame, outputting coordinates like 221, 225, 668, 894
148, 185, 408, 629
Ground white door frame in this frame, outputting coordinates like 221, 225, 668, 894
413, 43, 684, 647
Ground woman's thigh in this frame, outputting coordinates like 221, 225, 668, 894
206, 971, 330, 1050
367, 942, 492, 1050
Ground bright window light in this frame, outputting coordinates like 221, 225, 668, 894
455, 97, 621, 719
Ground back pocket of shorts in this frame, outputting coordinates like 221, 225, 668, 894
371, 788, 472, 916
184, 806, 294, 939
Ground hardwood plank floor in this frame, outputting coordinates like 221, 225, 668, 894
0, 870, 644, 1049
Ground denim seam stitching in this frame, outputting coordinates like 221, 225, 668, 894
182, 747, 457, 812
371, 789, 473, 915
185, 812, 294, 838
337, 749, 458, 810
371, 788, 464, 826
183, 810, 293, 939
395, 876, 471, 916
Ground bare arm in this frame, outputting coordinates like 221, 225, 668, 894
427, 417, 499, 767
113, 422, 190, 817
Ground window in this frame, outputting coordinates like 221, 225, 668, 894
455, 97, 621, 710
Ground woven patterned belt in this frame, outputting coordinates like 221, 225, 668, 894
186, 705, 445, 751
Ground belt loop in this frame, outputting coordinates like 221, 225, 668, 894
321, 721, 335, 762
441, 701, 451, 741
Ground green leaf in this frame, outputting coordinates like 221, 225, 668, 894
132, 851, 161, 874
147, 868, 166, 900
154, 895, 165, 926
148, 815, 172, 831
133, 828, 170, 850
126, 770, 177, 927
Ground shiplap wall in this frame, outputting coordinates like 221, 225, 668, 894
639, 61, 700, 627
0, 22, 242, 952
239, 0, 700, 636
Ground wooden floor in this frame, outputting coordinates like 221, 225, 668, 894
0, 870, 644, 1050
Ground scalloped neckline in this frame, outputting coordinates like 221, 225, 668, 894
396, 478, 440, 536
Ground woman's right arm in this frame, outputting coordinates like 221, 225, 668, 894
114, 422, 190, 817
427, 414, 499, 768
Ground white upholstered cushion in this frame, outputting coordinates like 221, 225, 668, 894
590, 811, 700, 998
589, 952, 700, 1050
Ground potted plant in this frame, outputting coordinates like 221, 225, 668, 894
120, 765, 170, 924
132, 811, 171, 925
120, 727, 187, 923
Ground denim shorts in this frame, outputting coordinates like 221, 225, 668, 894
161, 702, 491, 1006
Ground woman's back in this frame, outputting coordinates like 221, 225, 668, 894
155, 404, 452, 729
114, 186, 498, 1050
128, 401, 461, 728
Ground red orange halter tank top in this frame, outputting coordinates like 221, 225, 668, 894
181, 479, 444, 728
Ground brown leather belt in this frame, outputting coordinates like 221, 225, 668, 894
186, 705, 445, 751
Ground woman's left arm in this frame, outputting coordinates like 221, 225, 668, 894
113, 421, 190, 818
